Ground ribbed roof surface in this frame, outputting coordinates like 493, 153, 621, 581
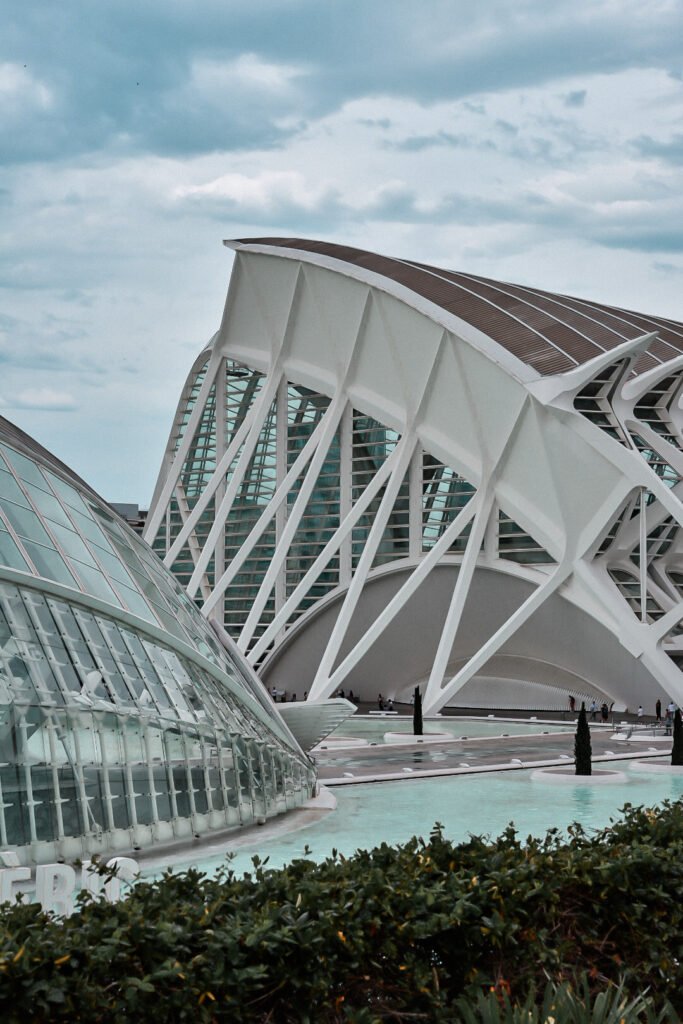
234, 238, 683, 377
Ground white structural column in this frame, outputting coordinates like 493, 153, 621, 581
423, 490, 495, 707
144, 345, 223, 544
323, 490, 482, 693
236, 394, 348, 648
639, 487, 648, 623
173, 482, 213, 603
423, 559, 574, 715
200, 395, 340, 619
247, 438, 407, 663
308, 432, 416, 700
163, 377, 272, 568
186, 368, 282, 598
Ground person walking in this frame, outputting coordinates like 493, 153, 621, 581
637, 705, 644, 718
569, 694, 576, 713
656, 698, 662, 722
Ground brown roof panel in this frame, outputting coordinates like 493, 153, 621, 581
233, 238, 683, 377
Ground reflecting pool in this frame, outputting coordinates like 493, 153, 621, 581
143, 761, 683, 881
324, 715, 573, 743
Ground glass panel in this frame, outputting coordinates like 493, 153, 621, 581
68, 509, 114, 552
1, 446, 49, 489
21, 542, 77, 587
0, 528, 30, 572
68, 561, 121, 606
116, 585, 155, 622
0, 468, 31, 508
90, 546, 136, 587
48, 522, 98, 565
1, 502, 51, 544
44, 470, 90, 515
23, 483, 74, 530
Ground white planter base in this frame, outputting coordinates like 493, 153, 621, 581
531, 766, 628, 784
630, 758, 683, 774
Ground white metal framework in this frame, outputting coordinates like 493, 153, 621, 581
146, 240, 683, 714
0, 417, 315, 866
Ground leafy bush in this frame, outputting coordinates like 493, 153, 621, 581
0, 800, 682, 1022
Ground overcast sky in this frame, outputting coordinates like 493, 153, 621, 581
2, 0, 683, 502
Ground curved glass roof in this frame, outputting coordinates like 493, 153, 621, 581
231, 237, 683, 377
0, 415, 291, 741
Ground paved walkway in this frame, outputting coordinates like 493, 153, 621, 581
313, 719, 671, 785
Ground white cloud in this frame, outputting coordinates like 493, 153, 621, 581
175, 169, 334, 211
2, 2, 683, 501
0, 62, 53, 111
3, 388, 78, 412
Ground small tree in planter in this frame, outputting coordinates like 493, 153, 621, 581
413, 685, 423, 736
672, 708, 683, 766
574, 701, 592, 776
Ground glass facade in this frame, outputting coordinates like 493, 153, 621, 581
0, 418, 315, 866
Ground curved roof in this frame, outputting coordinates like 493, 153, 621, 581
231, 237, 683, 377
0, 414, 289, 732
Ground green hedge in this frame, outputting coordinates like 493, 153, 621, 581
0, 800, 682, 1022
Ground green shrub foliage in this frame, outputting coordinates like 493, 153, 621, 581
672, 708, 683, 766
1, 801, 683, 1022
413, 684, 423, 736
575, 702, 592, 776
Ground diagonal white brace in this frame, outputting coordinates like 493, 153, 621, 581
308, 432, 417, 701
423, 489, 495, 709
322, 490, 483, 695
423, 560, 573, 716
163, 393, 259, 567
143, 346, 222, 544
186, 369, 282, 598
246, 439, 406, 663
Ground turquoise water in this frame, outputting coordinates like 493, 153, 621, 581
325, 715, 572, 743
144, 762, 683, 881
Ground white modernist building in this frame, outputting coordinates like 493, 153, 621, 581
145, 238, 683, 715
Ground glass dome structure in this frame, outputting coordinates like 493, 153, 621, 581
0, 416, 315, 866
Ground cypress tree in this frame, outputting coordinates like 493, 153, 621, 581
672, 708, 683, 766
413, 685, 423, 736
574, 701, 592, 776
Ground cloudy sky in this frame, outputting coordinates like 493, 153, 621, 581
2, 0, 683, 502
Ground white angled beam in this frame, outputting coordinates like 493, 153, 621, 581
144, 345, 222, 543
186, 369, 282, 598
247, 439, 406, 663
423, 490, 494, 708
162, 380, 257, 567
639, 488, 648, 623
308, 433, 417, 700
323, 490, 482, 694
173, 482, 212, 603
423, 560, 573, 715
199, 391, 333, 618
237, 395, 347, 648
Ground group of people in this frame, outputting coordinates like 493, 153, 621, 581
377, 694, 394, 711
269, 687, 308, 703
568, 695, 611, 721
334, 688, 357, 703
569, 694, 680, 729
